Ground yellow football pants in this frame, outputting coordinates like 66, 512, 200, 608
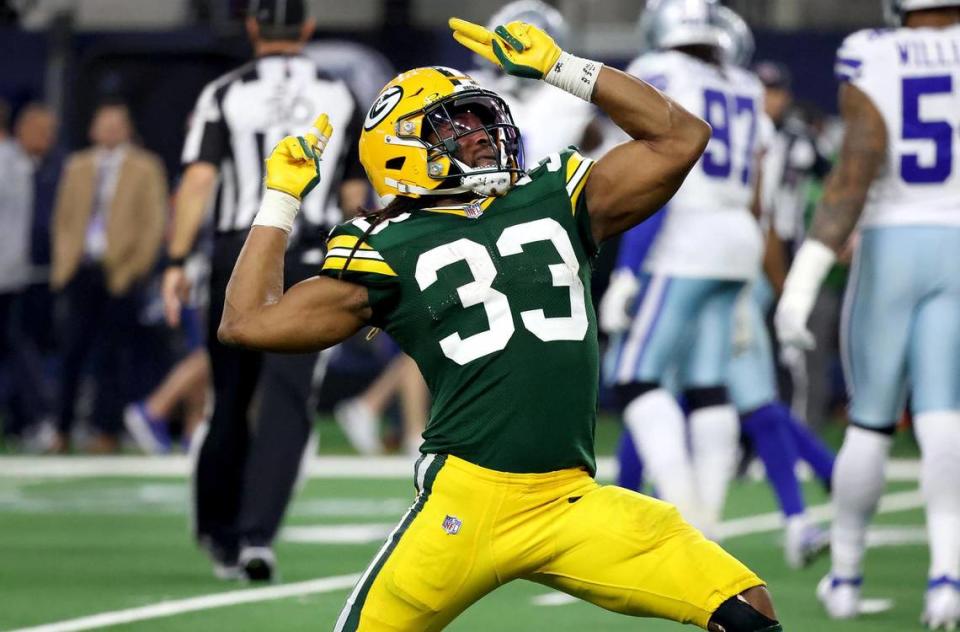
334, 454, 762, 631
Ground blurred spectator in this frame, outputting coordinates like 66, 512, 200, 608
50, 100, 168, 453
334, 350, 428, 457
18, 103, 65, 351
124, 255, 211, 454
0, 99, 36, 443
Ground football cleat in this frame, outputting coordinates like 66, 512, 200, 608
123, 403, 172, 454
240, 546, 277, 583
817, 574, 862, 619
785, 521, 830, 570
334, 399, 384, 456
199, 537, 242, 581
923, 576, 960, 630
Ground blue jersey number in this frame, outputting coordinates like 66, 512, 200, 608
901, 75, 953, 184
701, 89, 758, 184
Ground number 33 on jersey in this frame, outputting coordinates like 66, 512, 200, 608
318, 148, 600, 474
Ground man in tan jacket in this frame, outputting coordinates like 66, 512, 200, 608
51, 100, 167, 452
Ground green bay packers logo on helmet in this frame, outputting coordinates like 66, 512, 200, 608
364, 85, 404, 131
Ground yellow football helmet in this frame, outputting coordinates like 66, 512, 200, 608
358, 66, 524, 201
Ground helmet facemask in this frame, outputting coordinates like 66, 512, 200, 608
399, 91, 524, 197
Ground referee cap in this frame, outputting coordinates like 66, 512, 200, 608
248, 0, 308, 40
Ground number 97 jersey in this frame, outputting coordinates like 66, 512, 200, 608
837, 25, 960, 227
625, 51, 767, 280
319, 149, 600, 475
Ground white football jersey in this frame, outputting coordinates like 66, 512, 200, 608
471, 68, 596, 165
837, 25, 960, 227
626, 51, 768, 280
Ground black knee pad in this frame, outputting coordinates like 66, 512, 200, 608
684, 385, 728, 411
613, 381, 659, 409
709, 595, 782, 632
850, 419, 897, 436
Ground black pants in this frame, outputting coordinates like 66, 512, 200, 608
194, 232, 323, 553
57, 265, 139, 438
0, 291, 53, 438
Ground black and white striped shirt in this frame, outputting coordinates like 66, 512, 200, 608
182, 53, 363, 236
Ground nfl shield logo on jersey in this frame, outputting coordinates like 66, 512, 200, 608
442, 515, 462, 535
465, 202, 483, 219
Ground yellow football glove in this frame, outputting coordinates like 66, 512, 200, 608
449, 18, 562, 80
264, 113, 334, 201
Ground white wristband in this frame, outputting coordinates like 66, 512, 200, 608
252, 189, 300, 233
781, 239, 837, 316
544, 51, 602, 102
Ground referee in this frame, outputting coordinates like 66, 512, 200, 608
162, 0, 365, 581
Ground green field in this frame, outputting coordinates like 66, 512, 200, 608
0, 419, 930, 631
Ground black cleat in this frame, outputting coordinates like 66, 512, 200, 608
240, 546, 277, 583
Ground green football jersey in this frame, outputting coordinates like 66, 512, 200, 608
320, 149, 599, 474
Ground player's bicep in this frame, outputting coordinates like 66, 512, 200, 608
810, 82, 887, 248
228, 276, 373, 353
585, 137, 698, 244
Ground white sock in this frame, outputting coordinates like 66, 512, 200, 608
915, 410, 960, 580
624, 388, 700, 524
831, 425, 892, 579
689, 404, 740, 533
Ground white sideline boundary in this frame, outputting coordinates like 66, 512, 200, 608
0, 455, 921, 483
9, 574, 360, 632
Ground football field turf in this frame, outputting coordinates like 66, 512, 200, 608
0, 422, 929, 631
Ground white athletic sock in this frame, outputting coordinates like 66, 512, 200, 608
624, 388, 701, 525
915, 410, 960, 580
689, 404, 740, 534
831, 425, 892, 579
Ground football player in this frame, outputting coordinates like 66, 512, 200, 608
775, 0, 960, 626
217, 15, 784, 632
601, 2, 834, 569
602, 0, 767, 536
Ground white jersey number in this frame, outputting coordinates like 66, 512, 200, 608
415, 218, 588, 365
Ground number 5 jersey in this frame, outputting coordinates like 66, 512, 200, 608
624, 51, 770, 281
319, 149, 600, 475
837, 25, 960, 228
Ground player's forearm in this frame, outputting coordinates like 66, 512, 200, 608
218, 226, 288, 348
593, 66, 711, 156
809, 168, 869, 251
762, 225, 788, 297
169, 164, 217, 259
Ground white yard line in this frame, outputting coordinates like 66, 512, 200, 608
8, 574, 361, 632
0, 456, 925, 627
0, 456, 921, 483
717, 488, 924, 539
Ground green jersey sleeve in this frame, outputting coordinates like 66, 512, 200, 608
318, 222, 400, 327
527, 147, 598, 258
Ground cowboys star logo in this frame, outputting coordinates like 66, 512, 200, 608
363, 85, 404, 131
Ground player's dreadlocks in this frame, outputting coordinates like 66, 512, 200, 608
335, 196, 423, 281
